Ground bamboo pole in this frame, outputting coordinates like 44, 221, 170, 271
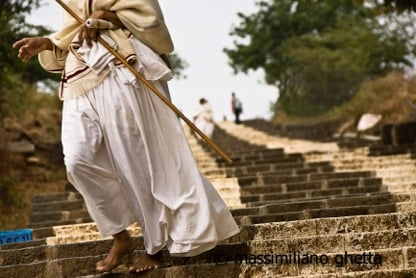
55, 0, 232, 164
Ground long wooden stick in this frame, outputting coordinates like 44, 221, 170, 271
55, 0, 232, 164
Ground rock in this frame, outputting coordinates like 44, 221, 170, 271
6, 140, 35, 154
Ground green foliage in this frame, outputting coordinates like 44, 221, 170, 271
370, 0, 416, 13
168, 52, 189, 79
331, 71, 416, 123
0, 0, 60, 126
0, 0, 58, 86
224, 0, 416, 117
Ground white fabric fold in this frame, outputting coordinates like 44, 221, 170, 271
77, 35, 172, 84
61, 37, 239, 257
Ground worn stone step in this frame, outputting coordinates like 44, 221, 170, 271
28, 218, 93, 229
330, 158, 415, 167
239, 177, 383, 194
234, 192, 412, 216
235, 203, 398, 225
228, 165, 335, 179
386, 183, 416, 193
215, 147, 285, 160
9, 210, 416, 249
236, 247, 415, 277
236, 211, 416, 240
200, 168, 226, 177
240, 184, 387, 204
79, 264, 416, 278
299, 268, 416, 278
245, 229, 416, 254
304, 151, 410, 162
13, 209, 416, 249
225, 161, 333, 176
0, 238, 46, 251
2, 229, 415, 277
32, 199, 86, 213
0, 240, 248, 277
230, 148, 285, 157
238, 171, 376, 186
218, 153, 304, 167
30, 209, 91, 224
78, 263, 241, 278
33, 191, 83, 203
384, 175, 416, 184
370, 144, 416, 156
4, 211, 416, 275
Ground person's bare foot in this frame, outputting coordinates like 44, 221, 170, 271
129, 253, 163, 273
96, 230, 135, 273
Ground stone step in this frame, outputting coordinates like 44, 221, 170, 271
387, 184, 416, 193
300, 268, 416, 278
218, 153, 304, 167
230, 148, 285, 157
329, 158, 415, 167
240, 184, 387, 204
384, 176, 416, 184
9, 120, 416, 277
4, 234, 413, 277
33, 191, 83, 203
225, 161, 333, 176
4, 211, 416, 276
239, 177, 383, 194
228, 165, 335, 179
30, 189, 403, 232
235, 204, 399, 225
310, 155, 391, 165
370, 145, 416, 156
31, 199, 86, 213
234, 192, 415, 215
2, 226, 416, 276
32, 179, 384, 223
237, 171, 375, 186
30, 209, 91, 224
200, 168, 226, 177
215, 147, 285, 159
7, 211, 416, 249
234, 247, 415, 277
28, 218, 93, 229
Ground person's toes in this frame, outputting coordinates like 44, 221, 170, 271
129, 264, 159, 273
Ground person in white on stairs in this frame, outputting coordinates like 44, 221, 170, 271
13, 0, 239, 274
193, 97, 215, 138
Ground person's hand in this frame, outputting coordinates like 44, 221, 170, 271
13, 37, 52, 62
78, 9, 122, 47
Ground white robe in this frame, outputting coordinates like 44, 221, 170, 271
61, 37, 239, 256
193, 102, 215, 138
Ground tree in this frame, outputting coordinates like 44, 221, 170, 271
0, 0, 187, 119
380, 0, 416, 13
169, 53, 188, 79
0, 0, 59, 122
224, 0, 416, 116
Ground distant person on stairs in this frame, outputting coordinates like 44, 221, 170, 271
13, 0, 239, 274
231, 92, 243, 124
193, 97, 215, 138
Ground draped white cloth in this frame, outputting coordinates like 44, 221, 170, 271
61, 37, 239, 256
193, 102, 215, 138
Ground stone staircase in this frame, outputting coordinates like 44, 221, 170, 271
1, 119, 416, 277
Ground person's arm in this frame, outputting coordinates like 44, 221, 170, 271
13, 37, 53, 62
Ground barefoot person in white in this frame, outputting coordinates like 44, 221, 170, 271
13, 0, 239, 273
193, 98, 215, 138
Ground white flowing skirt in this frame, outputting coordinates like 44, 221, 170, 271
61, 38, 239, 256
